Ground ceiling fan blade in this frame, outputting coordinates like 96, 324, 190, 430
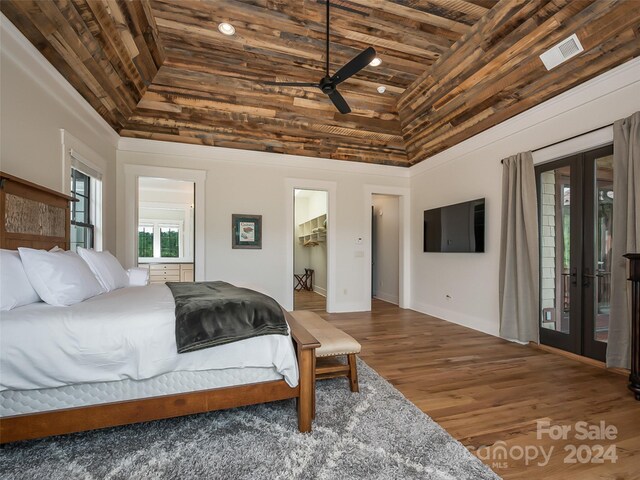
263, 81, 320, 87
330, 46, 376, 85
327, 89, 351, 114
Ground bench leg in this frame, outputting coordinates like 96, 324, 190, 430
312, 354, 316, 419
297, 348, 314, 432
348, 354, 359, 393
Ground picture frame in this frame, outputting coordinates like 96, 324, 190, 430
232, 214, 262, 249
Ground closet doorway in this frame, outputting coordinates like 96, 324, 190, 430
535, 145, 614, 361
371, 194, 400, 305
293, 189, 328, 311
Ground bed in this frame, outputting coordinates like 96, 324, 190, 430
0, 171, 319, 443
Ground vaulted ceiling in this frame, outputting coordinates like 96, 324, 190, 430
2, 1, 639, 167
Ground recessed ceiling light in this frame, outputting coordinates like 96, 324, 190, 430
376, 86, 386, 94
370, 57, 382, 67
218, 22, 236, 36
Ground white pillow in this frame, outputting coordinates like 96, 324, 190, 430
18, 248, 104, 306
0, 249, 41, 310
127, 267, 149, 287
77, 248, 129, 292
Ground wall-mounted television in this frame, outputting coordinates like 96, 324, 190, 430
423, 198, 485, 253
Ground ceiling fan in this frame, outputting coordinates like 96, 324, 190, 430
263, 0, 376, 114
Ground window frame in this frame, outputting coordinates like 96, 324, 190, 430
70, 168, 95, 251
137, 219, 184, 260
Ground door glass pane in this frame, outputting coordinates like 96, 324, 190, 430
540, 166, 571, 333
593, 155, 613, 343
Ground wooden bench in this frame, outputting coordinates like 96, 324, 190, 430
289, 310, 361, 393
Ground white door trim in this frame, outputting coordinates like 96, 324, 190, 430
285, 178, 337, 312
363, 185, 411, 309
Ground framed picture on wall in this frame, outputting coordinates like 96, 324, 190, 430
232, 214, 262, 249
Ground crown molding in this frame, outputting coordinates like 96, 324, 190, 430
118, 137, 411, 178
409, 56, 640, 177
1, 13, 119, 147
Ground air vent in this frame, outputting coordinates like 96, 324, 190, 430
539, 34, 584, 71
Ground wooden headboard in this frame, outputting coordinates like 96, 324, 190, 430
0, 172, 75, 251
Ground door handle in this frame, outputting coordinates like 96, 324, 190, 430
570, 267, 578, 286
582, 268, 601, 286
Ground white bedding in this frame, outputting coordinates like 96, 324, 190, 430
0, 284, 298, 391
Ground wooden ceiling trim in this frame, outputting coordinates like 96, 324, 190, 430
405, 30, 639, 159
14, 0, 132, 123
343, 0, 472, 33
119, 124, 407, 165
152, 6, 441, 78
1, 0, 165, 130
412, 31, 639, 159
398, 0, 550, 114
5, 5, 126, 128
398, 0, 640, 163
5, 0, 636, 167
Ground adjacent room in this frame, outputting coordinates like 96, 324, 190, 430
1, 1, 639, 479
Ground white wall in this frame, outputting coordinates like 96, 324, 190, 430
372, 194, 400, 304
117, 141, 409, 312
409, 57, 640, 336
0, 16, 118, 252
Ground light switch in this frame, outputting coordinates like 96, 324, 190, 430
354, 250, 364, 257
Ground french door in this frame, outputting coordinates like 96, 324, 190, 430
535, 145, 614, 361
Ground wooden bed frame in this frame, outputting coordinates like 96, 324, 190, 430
0, 171, 320, 443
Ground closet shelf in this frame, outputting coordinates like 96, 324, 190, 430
298, 213, 327, 245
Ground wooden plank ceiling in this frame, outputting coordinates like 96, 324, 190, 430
2, 1, 639, 167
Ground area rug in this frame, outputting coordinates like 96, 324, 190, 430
0, 360, 499, 479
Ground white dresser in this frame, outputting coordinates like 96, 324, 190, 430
138, 263, 194, 284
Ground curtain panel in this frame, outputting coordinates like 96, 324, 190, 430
607, 111, 640, 369
499, 152, 540, 343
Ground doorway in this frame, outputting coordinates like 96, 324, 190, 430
137, 177, 195, 283
535, 144, 614, 361
371, 194, 400, 305
293, 189, 328, 311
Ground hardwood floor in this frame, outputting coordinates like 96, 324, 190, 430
295, 293, 640, 479
294, 290, 326, 313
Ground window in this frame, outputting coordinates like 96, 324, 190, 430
138, 221, 183, 259
70, 169, 94, 251
160, 226, 180, 257
138, 225, 154, 258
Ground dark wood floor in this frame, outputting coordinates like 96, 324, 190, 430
295, 292, 640, 479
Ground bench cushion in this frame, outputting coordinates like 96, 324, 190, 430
289, 310, 361, 357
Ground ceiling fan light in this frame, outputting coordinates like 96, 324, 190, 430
370, 57, 382, 67
218, 22, 236, 36
377, 85, 386, 94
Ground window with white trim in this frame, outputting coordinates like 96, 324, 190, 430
69, 150, 103, 252
138, 221, 183, 259
70, 168, 94, 251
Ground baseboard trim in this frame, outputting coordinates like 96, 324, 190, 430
373, 291, 399, 305
410, 301, 499, 337
529, 342, 629, 377
312, 285, 327, 297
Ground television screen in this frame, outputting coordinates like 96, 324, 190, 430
423, 198, 485, 253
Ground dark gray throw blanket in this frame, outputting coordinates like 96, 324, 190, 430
166, 281, 289, 354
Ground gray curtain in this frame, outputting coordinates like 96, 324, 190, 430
499, 152, 539, 343
607, 111, 640, 369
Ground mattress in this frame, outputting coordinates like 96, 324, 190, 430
0, 284, 298, 391
0, 366, 283, 416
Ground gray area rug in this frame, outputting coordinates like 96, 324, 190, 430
1, 360, 499, 479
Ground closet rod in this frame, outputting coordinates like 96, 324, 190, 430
500, 123, 613, 163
